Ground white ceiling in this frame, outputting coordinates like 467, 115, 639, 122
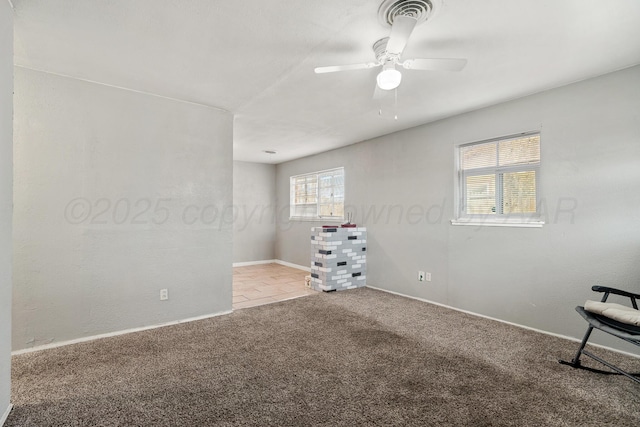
11, 0, 640, 164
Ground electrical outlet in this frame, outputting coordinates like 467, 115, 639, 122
418, 271, 425, 281
425, 272, 432, 282
160, 289, 168, 301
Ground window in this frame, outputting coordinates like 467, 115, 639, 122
290, 167, 344, 220
455, 132, 542, 226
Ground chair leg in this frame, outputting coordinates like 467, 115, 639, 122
570, 326, 594, 367
581, 349, 640, 384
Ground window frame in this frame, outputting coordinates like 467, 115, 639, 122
452, 131, 544, 228
289, 167, 345, 221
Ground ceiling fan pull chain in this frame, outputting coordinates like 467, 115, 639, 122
394, 88, 398, 120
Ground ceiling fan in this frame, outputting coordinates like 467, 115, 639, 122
314, 0, 467, 94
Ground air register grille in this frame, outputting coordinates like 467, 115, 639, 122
377, 0, 441, 27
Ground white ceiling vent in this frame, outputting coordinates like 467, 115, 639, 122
378, 0, 441, 27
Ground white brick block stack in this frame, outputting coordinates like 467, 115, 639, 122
310, 227, 367, 292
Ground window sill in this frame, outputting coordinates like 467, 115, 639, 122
450, 218, 545, 228
289, 217, 344, 223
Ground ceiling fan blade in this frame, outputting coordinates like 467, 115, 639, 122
314, 62, 379, 74
386, 15, 418, 56
401, 58, 468, 72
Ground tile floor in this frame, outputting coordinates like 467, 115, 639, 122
232, 263, 317, 310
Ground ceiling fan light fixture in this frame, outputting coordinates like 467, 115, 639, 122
376, 68, 402, 90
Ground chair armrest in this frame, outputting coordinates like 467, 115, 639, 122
592, 286, 640, 299
592, 286, 639, 309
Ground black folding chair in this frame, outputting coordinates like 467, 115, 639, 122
559, 286, 640, 384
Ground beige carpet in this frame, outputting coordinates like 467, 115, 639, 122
7, 288, 640, 426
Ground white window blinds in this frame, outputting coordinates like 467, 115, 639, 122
290, 168, 344, 219
460, 134, 540, 217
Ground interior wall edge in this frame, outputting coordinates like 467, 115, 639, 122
0, 0, 13, 419
12, 64, 230, 114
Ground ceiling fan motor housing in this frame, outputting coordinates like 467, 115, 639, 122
373, 37, 392, 62
378, 0, 441, 27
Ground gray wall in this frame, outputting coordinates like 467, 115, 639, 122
276, 65, 640, 354
1, 0, 13, 420
233, 161, 276, 263
13, 68, 233, 351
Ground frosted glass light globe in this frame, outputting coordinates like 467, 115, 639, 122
376, 68, 402, 90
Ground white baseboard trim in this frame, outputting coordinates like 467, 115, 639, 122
366, 285, 640, 360
232, 259, 310, 272
12, 309, 232, 356
1, 404, 12, 426
274, 259, 310, 272
233, 259, 276, 267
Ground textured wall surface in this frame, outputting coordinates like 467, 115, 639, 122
232, 161, 276, 263
13, 68, 233, 351
276, 65, 640, 354
1, 0, 13, 421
